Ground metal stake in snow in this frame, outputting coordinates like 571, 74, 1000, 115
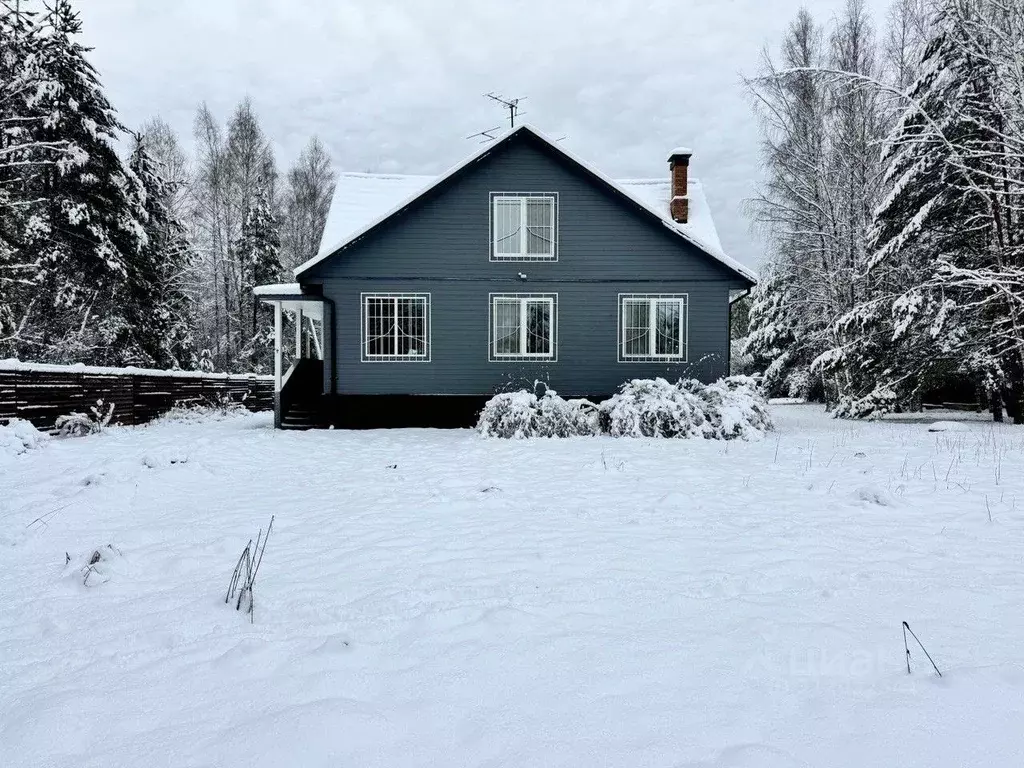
902, 621, 942, 677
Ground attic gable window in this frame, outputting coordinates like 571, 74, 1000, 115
490, 193, 557, 261
618, 294, 688, 362
362, 293, 431, 362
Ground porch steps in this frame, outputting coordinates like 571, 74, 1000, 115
281, 406, 324, 430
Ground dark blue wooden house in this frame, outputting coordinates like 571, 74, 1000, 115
256, 125, 756, 428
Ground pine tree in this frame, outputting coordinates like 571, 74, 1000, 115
14, 0, 148, 365
233, 182, 281, 372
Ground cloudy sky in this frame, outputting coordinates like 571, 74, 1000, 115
79, 0, 892, 269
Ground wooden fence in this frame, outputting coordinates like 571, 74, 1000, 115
0, 365, 273, 430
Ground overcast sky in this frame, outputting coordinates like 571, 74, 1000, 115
79, 0, 893, 269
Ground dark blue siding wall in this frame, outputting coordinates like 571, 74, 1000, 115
304, 135, 746, 397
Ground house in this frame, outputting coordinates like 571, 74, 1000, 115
255, 124, 756, 429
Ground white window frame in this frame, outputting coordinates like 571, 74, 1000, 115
360, 293, 431, 362
489, 192, 558, 262
488, 293, 558, 361
617, 293, 688, 363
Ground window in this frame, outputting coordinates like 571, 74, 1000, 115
619, 294, 688, 362
489, 294, 557, 360
491, 193, 557, 261
362, 294, 430, 362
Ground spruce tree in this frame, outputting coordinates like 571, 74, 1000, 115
233, 182, 281, 372
828, 0, 1023, 419
14, 0, 149, 364
128, 135, 198, 369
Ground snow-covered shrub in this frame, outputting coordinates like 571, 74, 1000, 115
600, 378, 712, 438
157, 394, 248, 425
477, 390, 600, 438
0, 419, 49, 457
64, 544, 123, 587
601, 376, 773, 440
701, 376, 774, 440
480, 378, 773, 440
55, 399, 115, 437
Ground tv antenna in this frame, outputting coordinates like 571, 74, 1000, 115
465, 93, 528, 143
485, 92, 526, 128
466, 126, 503, 144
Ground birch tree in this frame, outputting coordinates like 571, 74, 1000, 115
279, 136, 335, 270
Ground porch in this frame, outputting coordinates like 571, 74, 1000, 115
255, 283, 332, 430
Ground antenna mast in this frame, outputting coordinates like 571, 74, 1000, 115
484, 92, 526, 128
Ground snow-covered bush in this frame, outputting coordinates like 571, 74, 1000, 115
63, 544, 123, 587
600, 378, 713, 438
0, 419, 49, 457
601, 376, 773, 441
480, 378, 773, 441
700, 376, 774, 440
156, 394, 248, 425
55, 399, 115, 437
477, 390, 599, 438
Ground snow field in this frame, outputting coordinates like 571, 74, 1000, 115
1, 405, 1022, 767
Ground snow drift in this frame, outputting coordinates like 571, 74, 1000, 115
0, 418, 49, 457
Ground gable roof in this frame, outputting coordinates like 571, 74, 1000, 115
296, 125, 756, 284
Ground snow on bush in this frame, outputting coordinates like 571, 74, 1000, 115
55, 399, 115, 437
477, 390, 600, 438
0, 418, 49, 457
63, 545, 123, 587
600, 378, 714, 438
155, 395, 248, 425
480, 377, 773, 440
698, 376, 774, 440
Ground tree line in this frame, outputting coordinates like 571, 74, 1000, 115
742, 0, 1024, 422
0, 0, 336, 373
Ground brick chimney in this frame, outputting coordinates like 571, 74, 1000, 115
668, 147, 692, 224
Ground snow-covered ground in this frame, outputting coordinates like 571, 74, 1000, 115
2, 405, 1022, 767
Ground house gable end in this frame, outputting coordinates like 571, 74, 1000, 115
298, 126, 754, 286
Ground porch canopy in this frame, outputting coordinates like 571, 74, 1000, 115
254, 283, 327, 392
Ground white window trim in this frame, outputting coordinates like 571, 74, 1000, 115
360, 292, 432, 363
489, 192, 558, 262
617, 293, 689, 363
488, 293, 558, 361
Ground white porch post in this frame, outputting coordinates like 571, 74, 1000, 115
274, 301, 283, 392
295, 306, 303, 359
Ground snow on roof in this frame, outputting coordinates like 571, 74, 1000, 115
253, 283, 304, 297
316, 173, 433, 265
669, 147, 694, 157
302, 125, 755, 283
616, 177, 725, 259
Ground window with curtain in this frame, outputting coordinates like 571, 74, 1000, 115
492, 194, 557, 260
619, 295, 687, 361
490, 294, 556, 359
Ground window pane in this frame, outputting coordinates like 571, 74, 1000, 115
622, 299, 649, 356
655, 300, 681, 356
397, 298, 426, 356
525, 300, 551, 355
494, 199, 521, 256
366, 298, 396, 356
494, 299, 520, 355
525, 198, 554, 256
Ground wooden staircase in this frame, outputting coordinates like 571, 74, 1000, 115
279, 359, 326, 430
